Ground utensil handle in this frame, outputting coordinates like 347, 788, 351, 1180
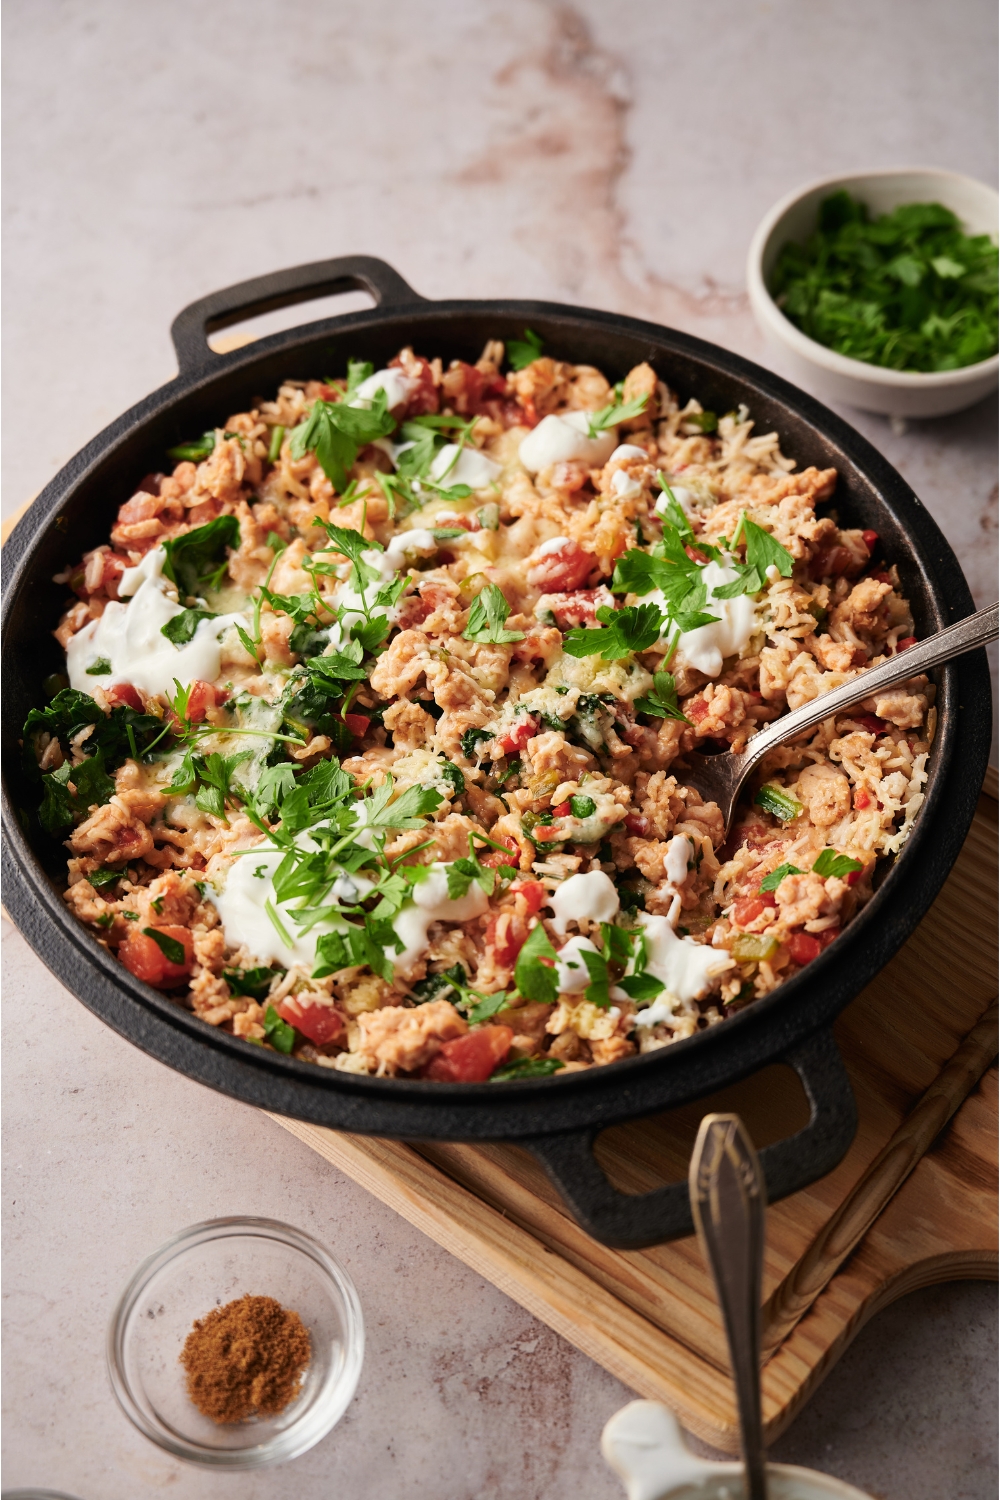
689, 1114, 767, 1500
170, 255, 426, 373
524, 1028, 856, 1249
745, 601, 998, 770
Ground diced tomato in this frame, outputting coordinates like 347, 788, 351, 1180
870, 570, 893, 585
499, 715, 539, 754
787, 931, 822, 966
527, 540, 594, 592
277, 997, 344, 1046
538, 589, 612, 629
818, 925, 841, 948
343, 713, 371, 739
625, 812, 650, 836
481, 837, 519, 871
185, 680, 227, 724
845, 869, 862, 886
853, 713, 887, 735
861, 530, 879, 553
106, 683, 144, 712
119, 925, 193, 988
423, 1025, 513, 1083
734, 893, 777, 927
853, 788, 873, 810
513, 880, 547, 916
896, 636, 917, 652
551, 801, 572, 817
392, 354, 439, 417
684, 544, 711, 566
686, 696, 710, 722
485, 910, 527, 966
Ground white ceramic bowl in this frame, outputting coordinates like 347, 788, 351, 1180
747, 168, 999, 418
603, 1401, 874, 1500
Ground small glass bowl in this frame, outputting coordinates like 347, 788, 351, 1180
107, 1217, 364, 1469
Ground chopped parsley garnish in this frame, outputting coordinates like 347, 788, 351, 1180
634, 670, 690, 723
463, 583, 525, 645
506, 328, 544, 370
569, 794, 596, 819
771, 192, 999, 372
758, 862, 803, 893
142, 927, 186, 965
87, 867, 123, 892
684, 410, 718, 433
263, 1003, 296, 1054
166, 431, 216, 462
513, 923, 559, 1004
220, 966, 280, 1002
85, 658, 112, 676
491, 1055, 564, 1080
162, 515, 241, 601
812, 849, 863, 879
585, 392, 649, 436
160, 608, 219, 646
562, 602, 664, 661
288, 388, 395, 492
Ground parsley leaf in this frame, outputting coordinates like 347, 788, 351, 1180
167, 430, 216, 463
161, 515, 241, 601
634, 670, 690, 723
812, 849, 863, 879
758, 862, 803, 893
491, 1055, 564, 1080
513, 923, 559, 1004
263, 1003, 296, 1054
288, 390, 395, 492
585, 392, 649, 436
160, 608, 219, 646
506, 328, 544, 370
85, 657, 112, 676
562, 602, 664, 661
463, 583, 525, 645
142, 927, 186, 965
223, 965, 281, 1000
446, 855, 496, 901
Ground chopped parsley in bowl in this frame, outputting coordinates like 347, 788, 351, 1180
770, 191, 998, 374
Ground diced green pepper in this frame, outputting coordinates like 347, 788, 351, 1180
731, 933, 780, 963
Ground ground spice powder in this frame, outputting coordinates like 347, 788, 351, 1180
180, 1293, 311, 1424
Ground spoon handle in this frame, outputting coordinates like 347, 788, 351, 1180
745, 600, 999, 771
689, 1114, 768, 1500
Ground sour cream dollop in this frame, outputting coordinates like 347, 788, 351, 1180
519, 412, 618, 475
649, 559, 757, 678
628, 912, 736, 1027
65, 547, 249, 698
548, 870, 620, 936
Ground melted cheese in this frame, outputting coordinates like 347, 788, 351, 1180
548, 870, 620, 936
518, 412, 617, 474
631, 913, 735, 1027
65, 548, 249, 698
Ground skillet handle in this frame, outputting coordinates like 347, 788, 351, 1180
170, 255, 426, 373
523, 1029, 857, 1249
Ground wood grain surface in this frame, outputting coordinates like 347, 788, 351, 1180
274, 787, 998, 1452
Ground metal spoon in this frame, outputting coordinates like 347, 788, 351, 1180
680, 600, 998, 835
689, 1112, 768, 1500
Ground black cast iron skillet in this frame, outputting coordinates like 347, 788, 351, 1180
2, 256, 991, 1248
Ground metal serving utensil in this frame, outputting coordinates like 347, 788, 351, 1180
680, 601, 998, 836
689, 1113, 768, 1500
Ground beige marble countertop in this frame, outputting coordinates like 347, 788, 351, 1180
3, 3, 996, 1498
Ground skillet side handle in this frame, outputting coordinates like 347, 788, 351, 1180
523, 1029, 857, 1249
170, 255, 426, 373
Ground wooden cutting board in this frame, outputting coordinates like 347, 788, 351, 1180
273, 777, 998, 1453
